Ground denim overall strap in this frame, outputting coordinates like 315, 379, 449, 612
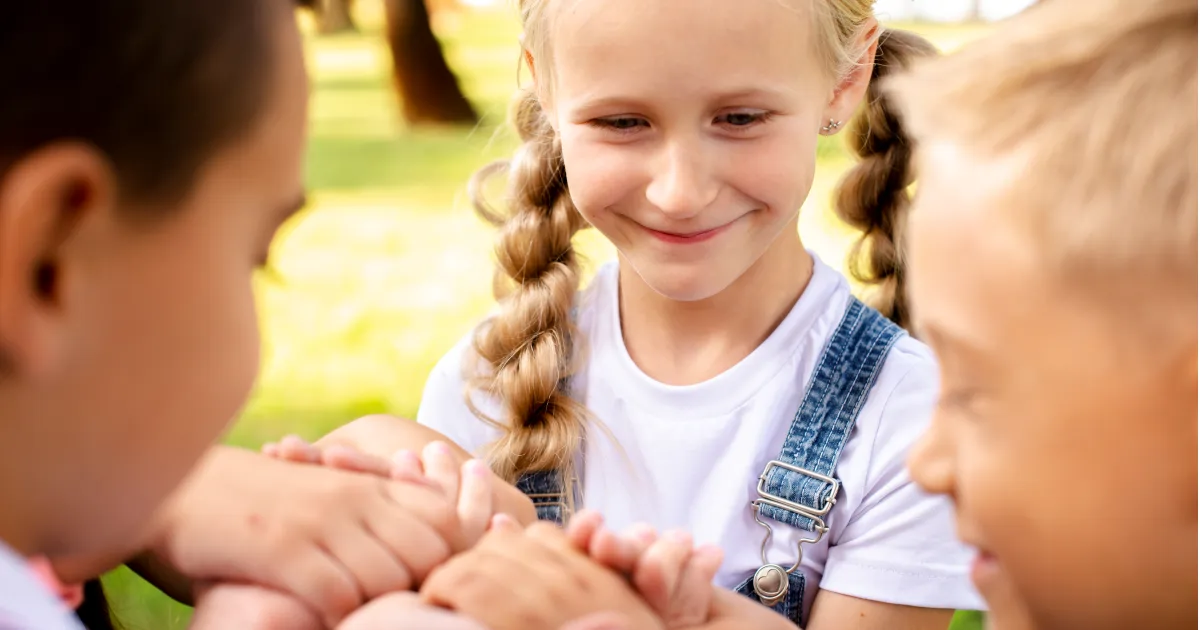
734, 298, 904, 626
516, 470, 569, 524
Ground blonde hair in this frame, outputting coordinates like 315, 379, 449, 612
468, 0, 937, 484
891, 0, 1197, 338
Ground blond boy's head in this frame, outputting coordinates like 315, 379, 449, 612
897, 1, 1197, 629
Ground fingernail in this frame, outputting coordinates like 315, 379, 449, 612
490, 513, 517, 531
431, 441, 452, 456
464, 459, 490, 477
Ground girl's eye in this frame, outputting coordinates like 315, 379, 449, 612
720, 111, 758, 125
590, 117, 649, 132
716, 111, 771, 128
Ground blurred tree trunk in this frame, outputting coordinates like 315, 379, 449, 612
383, 0, 478, 125
307, 0, 357, 34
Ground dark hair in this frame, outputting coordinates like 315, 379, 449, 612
0, 0, 282, 206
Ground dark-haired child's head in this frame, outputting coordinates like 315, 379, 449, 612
896, 0, 1197, 628
0, 0, 308, 559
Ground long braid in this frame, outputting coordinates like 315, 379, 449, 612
466, 87, 590, 484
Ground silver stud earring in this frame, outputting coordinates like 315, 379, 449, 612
820, 119, 842, 134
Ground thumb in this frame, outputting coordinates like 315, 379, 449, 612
559, 612, 631, 630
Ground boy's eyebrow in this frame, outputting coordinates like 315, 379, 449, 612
919, 321, 996, 363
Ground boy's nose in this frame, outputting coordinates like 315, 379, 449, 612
907, 417, 956, 497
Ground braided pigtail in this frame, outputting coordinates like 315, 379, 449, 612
834, 28, 937, 331
466, 87, 590, 484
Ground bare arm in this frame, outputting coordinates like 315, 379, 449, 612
805, 591, 954, 630
314, 414, 537, 526
693, 588, 953, 630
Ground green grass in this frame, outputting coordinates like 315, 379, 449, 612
101, 3, 991, 628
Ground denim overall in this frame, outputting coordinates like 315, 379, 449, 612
515, 298, 903, 627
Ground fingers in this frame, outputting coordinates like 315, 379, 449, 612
339, 592, 487, 630
588, 523, 655, 575
320, 445, 393, 478
457, 459, 494, 544
421, 548, 552, 630
389, 449, 426, 483
633, 530, 693, 615
666, 544, 723, 627
320, 518, 417, 600
271, 544, 364, 628
490, 512, 523, 534
190, 583, 322, 630
422, 441, 462, 502
565, 510, 605, 552
279, 435, 322, 464
381, 478, 469, 555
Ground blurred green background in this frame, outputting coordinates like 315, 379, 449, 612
102, 3, 990, 628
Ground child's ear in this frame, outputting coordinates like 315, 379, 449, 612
822, 19, 881, 130
523, 48, 558, 132
0, 143, 114, 377
524, 48, 537, 84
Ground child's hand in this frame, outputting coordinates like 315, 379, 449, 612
565, 511, 723, 629
148, 446, 472, 628
189, 583, 322, 630
420, 516, 666, 630
262, 436, 496, 545
337, 591, 488, 630
273, 415, 535, 524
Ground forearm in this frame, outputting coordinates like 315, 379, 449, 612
316, 414, 536, 525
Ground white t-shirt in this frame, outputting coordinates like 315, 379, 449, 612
0, 542, 83, 630
418, 256, 984, 619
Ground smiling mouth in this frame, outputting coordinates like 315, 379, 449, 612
642, 222, 731, 244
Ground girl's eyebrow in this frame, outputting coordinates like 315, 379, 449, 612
567, 87, 790, 113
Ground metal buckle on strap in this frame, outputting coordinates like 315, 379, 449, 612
755, 460, 839, 525
525, 491, 570, 512
748, 458, 835, 571
524, 475, 578, 521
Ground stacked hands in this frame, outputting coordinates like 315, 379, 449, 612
167, 434, 739, 630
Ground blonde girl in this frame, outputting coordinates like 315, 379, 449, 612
332, 0, 984, 627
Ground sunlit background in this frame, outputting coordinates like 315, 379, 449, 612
102, 1, 1031, 626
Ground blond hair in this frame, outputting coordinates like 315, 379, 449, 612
892, 0, 1197, 339
469, 0, 937, 484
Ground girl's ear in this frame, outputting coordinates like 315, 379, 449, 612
0, 142, 115, 378
524, 48, 537, 84
822, 19, 881, 133
524, 48, 557, 131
